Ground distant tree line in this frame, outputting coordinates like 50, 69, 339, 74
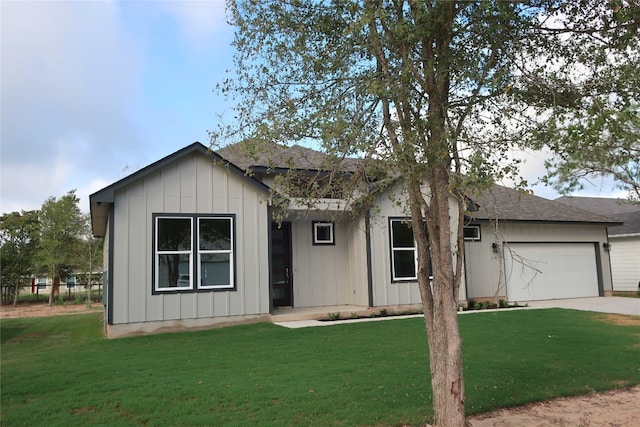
0, 190, 103, 307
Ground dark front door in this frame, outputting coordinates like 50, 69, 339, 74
271, 222, 292, 307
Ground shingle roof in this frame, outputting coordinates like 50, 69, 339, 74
216, 142, 362, 172
555, 196, 640, 235
219, 143, 621, 226
467, 185, 621, 224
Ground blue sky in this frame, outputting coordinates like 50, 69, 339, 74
0, 0, 624, 214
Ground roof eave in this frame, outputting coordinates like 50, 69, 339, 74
465, 217, 624, 227
89, 142, 272, 236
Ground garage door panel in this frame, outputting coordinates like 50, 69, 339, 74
504, 243, 599, 301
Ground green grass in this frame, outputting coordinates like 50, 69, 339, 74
2, 309, 639, 426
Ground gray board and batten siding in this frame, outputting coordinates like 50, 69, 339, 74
90, 143, 272, 337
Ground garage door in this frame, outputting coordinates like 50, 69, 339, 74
503, 243, 599, 301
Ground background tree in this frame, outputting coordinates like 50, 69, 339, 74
215, 1, 639, 425
35, 190, 84, 307
77, 214, 103, 306
529, 2, 640, 201
539, 108, 639, 201
0, 210, 39, 306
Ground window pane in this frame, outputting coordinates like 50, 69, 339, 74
200, 253, 231, 287
464, 226, 480, 240
314, 222, 333, 243
393, 251, 416, 278
317, 225, 331, 241
157, 254, 191, 288
392, 221, 414, 248
199, 218, 231, 250
157, 218, 191, 251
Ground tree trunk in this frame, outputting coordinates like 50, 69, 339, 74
49, 277, 60, 307
425, 293, 465, 426
408, 166, 466, 427
12, 285, 20, 307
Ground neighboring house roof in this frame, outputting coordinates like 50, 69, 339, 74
216, 142, 363, 173
467, 185, 621, 225
89, 142, 270, 237
555, 196, 640, 236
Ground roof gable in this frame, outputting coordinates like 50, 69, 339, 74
90, 142, 270, 237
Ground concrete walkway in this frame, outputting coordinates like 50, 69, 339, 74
274, 297, 639, 329
523, 296, 640, 316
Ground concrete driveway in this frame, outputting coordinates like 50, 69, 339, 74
524, 297, 640, 316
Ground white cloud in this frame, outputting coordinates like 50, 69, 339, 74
160, 0, 230, 52
0, 0, 143, 213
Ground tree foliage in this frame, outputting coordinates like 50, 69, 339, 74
35, 190, 84, 306
215, 1, 639, 424
77, 214, 104, 305
0, 210, 39, 306
526, 1, 640, 200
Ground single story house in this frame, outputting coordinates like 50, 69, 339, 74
555, 196, 640, 292
90, 142, 618, 337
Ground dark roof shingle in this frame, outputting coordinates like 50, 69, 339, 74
555, 196, 640, 235
216, 142, 362, 172
468, 185, 620, 224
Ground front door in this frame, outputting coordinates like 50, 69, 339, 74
271, 222, 292, 307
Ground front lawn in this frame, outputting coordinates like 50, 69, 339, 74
1, 309, 639, 426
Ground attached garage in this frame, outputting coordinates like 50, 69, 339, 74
503, 242, 600, 301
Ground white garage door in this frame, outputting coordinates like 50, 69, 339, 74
503, 243, 599, 301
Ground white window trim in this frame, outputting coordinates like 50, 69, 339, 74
312, 221, 335, 245
389, 218, 434, 282
153, 214, 236, 293
198, 217, 235, 290
463, 225, 481, 241
390, 218, 418, 282
155, 216, 194, 291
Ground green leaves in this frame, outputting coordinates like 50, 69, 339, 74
35, 190, 85, 300
0, 210, 40, 304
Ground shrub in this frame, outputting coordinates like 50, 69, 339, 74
328, 312, 341, 321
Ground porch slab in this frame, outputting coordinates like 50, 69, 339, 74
270, 305, 371, 322
270, 303, 424, 323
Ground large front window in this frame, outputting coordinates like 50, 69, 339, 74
154, 214, 235, 292
389, 218, 432, 282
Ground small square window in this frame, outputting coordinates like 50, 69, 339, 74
463, 226, 481, 241
312, 221, 335, 245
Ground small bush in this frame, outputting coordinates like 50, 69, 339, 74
328, 312, 341, 321
379, 308, 389, 317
